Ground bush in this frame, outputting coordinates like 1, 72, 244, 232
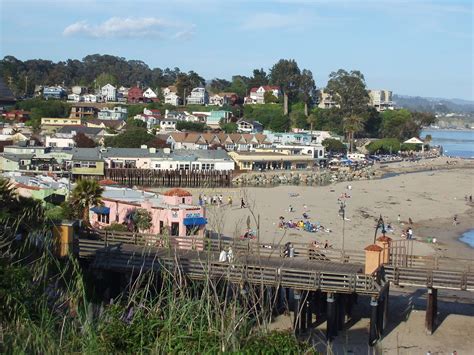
322, 138, 347, 153
400, 143, 422, 151
176, 121, 209, 132
104, 222, 128, 232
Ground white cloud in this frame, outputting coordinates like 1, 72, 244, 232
63, 17, 194, 39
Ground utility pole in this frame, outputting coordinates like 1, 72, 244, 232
24, 75, 28, 96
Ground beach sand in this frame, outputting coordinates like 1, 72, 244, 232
163, 167, 473, 258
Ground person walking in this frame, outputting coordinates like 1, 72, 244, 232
228, 196, 233, 206
240, 198, 246, 208
397, 214, 401, 224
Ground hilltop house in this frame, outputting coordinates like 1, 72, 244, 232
69, 105, 98, 120
127, 86, 144, 103
206, 110, 232, 128
186, 87, 209, 105
134, 108, 161, 129
43, 86, 67, 100
101, 84, 117, 102
244, 86, 280, 104
143, 88, 158, 101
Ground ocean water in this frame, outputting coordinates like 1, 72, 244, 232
459, 229, 474, 248
421, 129, 474, 159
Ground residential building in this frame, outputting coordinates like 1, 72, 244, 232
101, 84, 117, 102
245, 86, 280, 105
165, 110, 189, 121
118, 86, 129, 98
55, 125, 107, 142
162, 132, 272, 152
186, 87, 209, 105
160, 119, 177, 131
97, 106, 128, 120
164, 92, 181, 106
67, 94, 83, 102
263, 130, 312, 145
2, 110, 30, 123
45, 135, 75, 148
101, 147, 234, 171
83, 94, 99, 103
293, 129, 335, 144
368, 90, 394, 112
71, 86, 87, 95
8, 175, 68, 208
69, 147, 105, 177
143, 88, 158, 100
0, 77, 16, 105
317, 90, 339, 109
236, 119, 263, 133
208, 92, 237, 106
206, 110, 232, 128
228, 151, 314, 171
43, 86, 67, 100
69, 105, 97, 119
134, 108, 161, 129
273, 144, 325, 160
90, 187, 206, 238
86, 119, 126, 131
127, 86, 144, 103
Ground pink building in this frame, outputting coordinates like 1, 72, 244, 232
90, 187, 206, 238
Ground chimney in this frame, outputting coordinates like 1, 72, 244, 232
163, 148, 171, 155
140, 144, 148, 149
149, 147, 156, 154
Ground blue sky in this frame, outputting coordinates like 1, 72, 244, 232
1, 0, 472, 100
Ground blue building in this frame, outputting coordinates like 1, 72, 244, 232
206, 110, 232, 128
43, 86, 66, 100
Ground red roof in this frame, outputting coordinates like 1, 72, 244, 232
376, 236, 392, 243
163, 188, 192, 197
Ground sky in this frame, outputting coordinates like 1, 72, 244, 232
1, 0, 472, 100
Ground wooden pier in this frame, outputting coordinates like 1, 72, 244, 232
71, 228, 474, 345
103, 168, 233, 188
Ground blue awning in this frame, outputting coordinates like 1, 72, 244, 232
183, 217, 207, 226
90, 206, 110, 214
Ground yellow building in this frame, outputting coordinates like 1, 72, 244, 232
228, 151, 314, 171
41, 117, 82, 126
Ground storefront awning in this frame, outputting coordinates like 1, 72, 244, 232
183, 217, 207, 226
90, 206, 110, 214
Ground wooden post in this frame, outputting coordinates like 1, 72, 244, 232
425, 287, 438, 334
305, 293, 313, 330
337, 293, 345, 330
369, 296, 380, 346
293, 291, 302, 335
364, 244, 383, 274
383, 285, 390, 332
326, 292, 337, 341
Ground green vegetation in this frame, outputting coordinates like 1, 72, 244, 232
366, 138, 401, 154
322, 138, 347, 153
70, 179, 103, 225
219, 119, 238, 133
128, 208, 153, 232
104, 127, 156, 148
176, 121, 208, 132
0, 179, 315, 354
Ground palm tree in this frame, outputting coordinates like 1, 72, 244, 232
70, 179, 103, 225
343, 115, 364, 153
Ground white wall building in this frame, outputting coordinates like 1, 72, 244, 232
186, 87, 209, 105
45, 135, 75, 148
98, 106, 128, 120
368, 90, 394, 112
101, 84, 117, 102
143, 88, 158, 99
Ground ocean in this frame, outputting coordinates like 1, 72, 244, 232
459, 229, 474, 248
421, 129, 474, 159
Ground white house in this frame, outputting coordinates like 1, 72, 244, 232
71, 86, 86, 95
98, 106, 128, 120
67, 94, 83, 102
164, 92, 180, 106
237, 119, 263, 133
160, 119, 177, 131
143, 88, 158, 99
83, 94, 98, 103
101, 84, 117, 102
45, 135, 75, 148
245, 86, 280, 104
186, 87, 209, 105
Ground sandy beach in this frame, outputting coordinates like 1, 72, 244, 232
153, 165, 473, 259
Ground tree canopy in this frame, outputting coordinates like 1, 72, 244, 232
104, 128, 156, 148
326, 69, 369, 116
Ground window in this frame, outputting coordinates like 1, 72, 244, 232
171, 222, 179, 236
98, 213, 110, 224
182, 198, 186, 204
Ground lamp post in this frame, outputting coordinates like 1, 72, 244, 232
373, 214, 386, 244
338, 199, 346, 257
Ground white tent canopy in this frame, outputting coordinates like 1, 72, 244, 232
404, 137, 424, 144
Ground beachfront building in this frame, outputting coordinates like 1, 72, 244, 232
186, 87, 209, 105
97, 106, 128, 120
368, 90, 394, 112
102, 147, 234, 171
90, 187, 206, 238
228, 151, 315, 171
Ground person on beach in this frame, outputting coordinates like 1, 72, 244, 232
228, 196, 233, 206
397, 214, 401, 224
453, 215, 458, 225
407, 227, 413, 239
198, 194, 203, 206
289, 205, 294, 212
240, 198, 246, 208
470, 195, 473, 203
409, 217, 413, 225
